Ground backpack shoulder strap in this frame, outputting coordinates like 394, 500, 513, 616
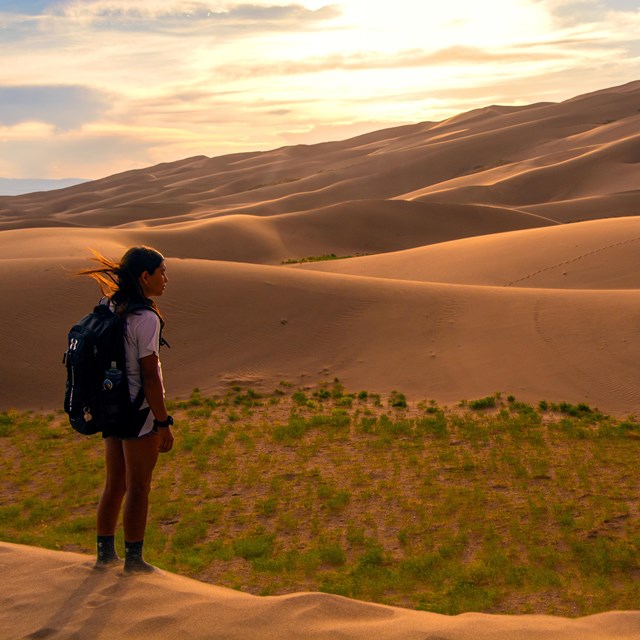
125, 303, 170, 349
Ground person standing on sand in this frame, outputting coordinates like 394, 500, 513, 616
80, 246, 174, 573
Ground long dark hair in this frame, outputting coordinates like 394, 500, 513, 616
80, 246, 165, 318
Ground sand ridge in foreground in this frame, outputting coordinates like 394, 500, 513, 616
2, 542, 639, 640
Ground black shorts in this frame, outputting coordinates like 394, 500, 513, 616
102, 407, 153, 440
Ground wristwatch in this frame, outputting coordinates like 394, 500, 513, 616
154, 415, 174, 428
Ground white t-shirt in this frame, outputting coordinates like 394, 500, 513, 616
124, 308, 165, 436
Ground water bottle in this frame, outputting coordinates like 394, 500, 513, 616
102, 361, 123, 420
103, 361, 122, 390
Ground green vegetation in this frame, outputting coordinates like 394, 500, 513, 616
281, 254, 354, 264
1, 387, 640, 616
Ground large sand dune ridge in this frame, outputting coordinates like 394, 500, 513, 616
2, 80, 640, 638
1, 81, 640, 413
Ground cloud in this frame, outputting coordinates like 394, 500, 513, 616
540, 0, 640, 27
602, 0, 640, 9
1, 0, 638, 179
276, 120, 410, 146
213, 45, 565, 80
0, 86, 111, 129
53, 1, 340, 34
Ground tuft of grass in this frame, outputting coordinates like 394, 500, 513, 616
388, 390, 407, 409
233, 533, 275, 560
466, 394, 500, 410
0, 411, 16, 437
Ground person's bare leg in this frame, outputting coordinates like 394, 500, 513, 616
122, 433, 159, 573
95, 437, 126, 567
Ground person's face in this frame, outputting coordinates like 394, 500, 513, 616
140, 261, 167, 297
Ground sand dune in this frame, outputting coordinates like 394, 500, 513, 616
3, 542, 640, 640
1, 81, 640, 633
1, 81, 639, 414
3, 250, 640, 413
1, 80, 639, 229
0, 200, 556, 265
299, 216, 640, 290
409, 130, 640, 211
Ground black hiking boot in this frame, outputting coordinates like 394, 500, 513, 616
124, 539, 157, 574
94, 535, 121, 570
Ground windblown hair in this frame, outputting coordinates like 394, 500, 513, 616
80, 246, 165, 318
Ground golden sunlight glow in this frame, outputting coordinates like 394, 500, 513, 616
337, 0, 552, 51
0, 0, 636, 179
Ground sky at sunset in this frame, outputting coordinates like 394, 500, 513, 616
0, 0, 638, 180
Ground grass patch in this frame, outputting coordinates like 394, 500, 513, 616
2, 386, 640, 615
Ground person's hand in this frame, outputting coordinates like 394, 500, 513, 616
157, 426, 174, 453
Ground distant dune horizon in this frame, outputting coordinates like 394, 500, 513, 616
0, 177, 89, 197
1, 79, 639, 416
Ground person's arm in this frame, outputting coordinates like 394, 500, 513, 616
140, 353, 174, 453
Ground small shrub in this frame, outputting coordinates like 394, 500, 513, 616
273, 414, 307, 441
416, 412, 448, 438
233, 534, 275, 560
257, 497, 278, 517
331, 379, 345, 399
292, 391, 309, 405
468, 395, 498, 410
360, 416, 378, 434
379, 414, 413, 436
318, 543, 347, 566
335, 395, 354, 407
318, 483, 350, 511
233, 388, 262, 407
173, 518, 208, 550
389, 390, 407, 409
310, 409, 351, 431
0, 412, 14, 437
619, 420, 640, 434
347, 525, 366, 546
202, 539, 234, 561
204, 427, 229, 449
359, 545, 385, 568
400, 552, 440, 579
282, 254, 352, 265
188, 388, 203, 407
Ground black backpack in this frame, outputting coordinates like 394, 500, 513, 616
63, 301, 158, 435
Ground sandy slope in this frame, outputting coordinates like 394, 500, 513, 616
0, 81, 640, 415
2, 80, 640, 636
0, 200, 556, 265
3, 246, 640, 414
298, 216, 640, 290
2, 542, 639, 640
